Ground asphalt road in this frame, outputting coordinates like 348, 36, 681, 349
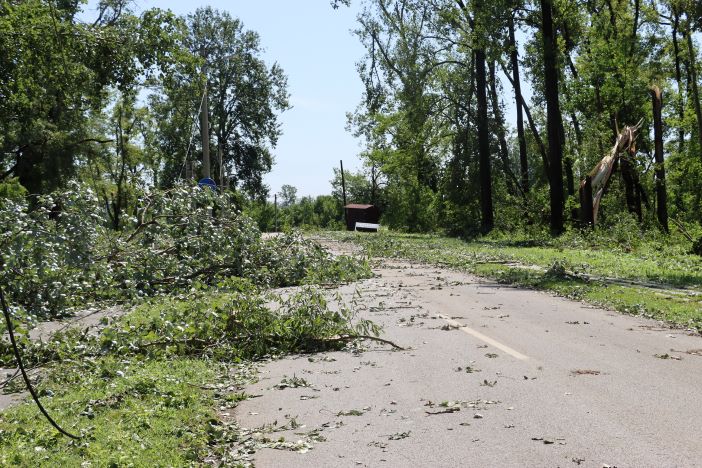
235, 244, 702, 468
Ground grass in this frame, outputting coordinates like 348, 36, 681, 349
0, 358, 220, 466
327, 230, 702, 331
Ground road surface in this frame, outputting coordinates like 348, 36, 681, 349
233, 238, 702, 468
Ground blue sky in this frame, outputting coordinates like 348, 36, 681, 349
106, 0, 367, 198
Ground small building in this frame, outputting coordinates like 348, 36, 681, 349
344, 204, 380, 231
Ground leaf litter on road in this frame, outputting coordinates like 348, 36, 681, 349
570, 369, 601, 376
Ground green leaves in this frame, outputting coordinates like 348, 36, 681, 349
0, 183, 371, 336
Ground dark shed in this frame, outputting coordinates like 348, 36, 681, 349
344, 204, 380, 231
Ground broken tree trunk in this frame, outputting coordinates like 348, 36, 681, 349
579, 120, 643, 226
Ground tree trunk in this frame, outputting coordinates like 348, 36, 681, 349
475, 46, 494, 233
541, 0, 565, 234
651, 86, 669, 233
672, 11, 685, 153
579, 175, 594, 227
685, 18, 702, 160
620, 156, 642, 222
559, 117, 576, 215
509, 15, 529, 193
15, 146, 43, 195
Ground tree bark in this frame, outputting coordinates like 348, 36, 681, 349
651, 86, 669, 233
685, 17, 702, 160
672, 11, 685, 153
508, 14, 529, 193
475, 46, 494, 233
579, 175, 594, 227
620, 156, 642, 222
541, 0, 565, 234
464, 0, 494, 233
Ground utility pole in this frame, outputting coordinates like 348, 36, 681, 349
200, 51, 211, 180
274, 194, 278, 232
218, 140, 224, 188
340, 160, 348, 229
340, 160, 348, 206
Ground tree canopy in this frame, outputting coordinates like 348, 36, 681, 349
338, 0, 702, 237
0, 2, 288, 205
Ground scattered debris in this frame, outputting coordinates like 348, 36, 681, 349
570, 369, 601, 376
654, 353, 682, 360
426, 406, 461, 416
274, 375, 311, 390
485, 353, 499, 359
387, 431, 410, 440
531, 437, 553, 444
337, 407, 369, 416
299, 395, 319, 401
368, 441, 388, 449
473, 413, 483, 419
480, 380, 497, 387
670, 349, 702, 356
455, 365, 481, 373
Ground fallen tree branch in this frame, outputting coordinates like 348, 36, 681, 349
325, 334, 405, 350
671, 218, 694, 242
425, 407, 461, 415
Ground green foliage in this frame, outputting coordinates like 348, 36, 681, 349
6, 284, 373, 367
0, 1, 186, 194
0, 358, 219, 466
0, 275, 377, 463
245, 195, 345, 232
278, 184, 298, 207
344, 0, 702, 238
0, 182, 107, 319
0, 183, 370, 322
0, 178, 27, 201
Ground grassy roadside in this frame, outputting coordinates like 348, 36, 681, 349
0, 245, 374, 465
327, 230, 702, 331
1, 358, 220, 466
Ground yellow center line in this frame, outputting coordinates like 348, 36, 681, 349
438, 314, 530, 361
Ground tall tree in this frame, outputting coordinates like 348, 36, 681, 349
459, 0, 494, 232
0, 1, 183, 194
153, 7, 290, 197
508, 12, 529, 193
541, 0, 565, 234
651, 86, 669, 232
352, 0, 445, 230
